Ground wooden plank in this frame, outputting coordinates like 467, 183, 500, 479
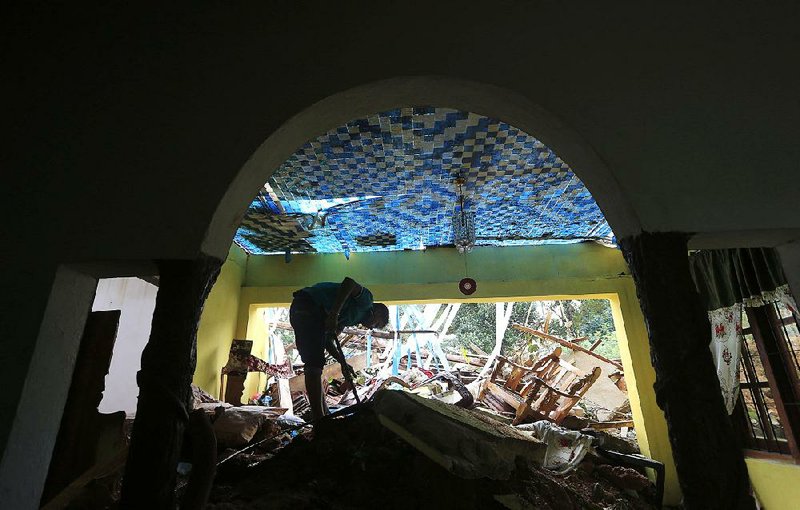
589, 420, 633, 430
42, 310, 121, 504
469, 342, 489, 356
42, 446, 128, 510
484, 382, 522, 408
511, 323, 624, 370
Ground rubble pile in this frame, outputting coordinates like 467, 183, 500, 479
241, 321, 635, 439
207, 390, 658, 510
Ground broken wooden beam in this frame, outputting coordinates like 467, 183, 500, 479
43, 446, 129, 510
469, 342, 489, 356
511, 323, 623, 371
588, 420, 635, 430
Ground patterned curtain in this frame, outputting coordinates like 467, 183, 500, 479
689, 248, 798, 414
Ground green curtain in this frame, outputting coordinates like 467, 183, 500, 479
689, 247, 792, 415
689, 247, 787, 310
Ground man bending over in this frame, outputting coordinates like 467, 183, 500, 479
289, 277, 389, 421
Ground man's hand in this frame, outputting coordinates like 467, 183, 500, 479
324, 333, 344, 364
327, 340, 353, 376
343, 362, 357, 381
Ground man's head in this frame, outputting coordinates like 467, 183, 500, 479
365, 302, 389, 329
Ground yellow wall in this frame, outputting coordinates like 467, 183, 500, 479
241, 306, 270, 402
194, 245, 246, 398
235, 243, 682, 505
746, 458, 800, 509
243, 243, 627, 290
609, 288, 681, 504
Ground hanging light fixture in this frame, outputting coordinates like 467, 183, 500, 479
452, 176, 475, 253
452, 175, 477, 295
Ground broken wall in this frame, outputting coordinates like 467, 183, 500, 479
92, 277, 158, 415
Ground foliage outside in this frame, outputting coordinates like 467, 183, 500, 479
264, 298, 620, 363
444, 299, 620, 361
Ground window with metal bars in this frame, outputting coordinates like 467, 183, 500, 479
733, 301, 800, 461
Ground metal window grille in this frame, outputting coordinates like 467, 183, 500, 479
733, 302, 800, 460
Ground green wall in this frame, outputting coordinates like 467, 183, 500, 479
194, 245, 246, 397
243, 243, 626, 291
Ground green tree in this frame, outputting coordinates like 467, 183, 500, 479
444, 299, 620, 361
445, 302, 537, 354
571, 299, 619, 359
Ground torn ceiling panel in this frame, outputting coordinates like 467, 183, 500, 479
235, 107, 613, 255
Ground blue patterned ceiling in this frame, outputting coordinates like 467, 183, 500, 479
235, 107, 613, 256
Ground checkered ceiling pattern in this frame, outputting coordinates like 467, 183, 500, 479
235, 107, 613, 255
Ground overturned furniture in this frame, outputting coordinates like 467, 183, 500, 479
220, 339, 294, 405
510, 323, 632, 425
478, 348, 601, 425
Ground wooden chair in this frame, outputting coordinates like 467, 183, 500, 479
478, 348, 601, 425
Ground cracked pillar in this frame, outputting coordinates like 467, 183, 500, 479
619, 232, 754, 509
120, 256, 221, 509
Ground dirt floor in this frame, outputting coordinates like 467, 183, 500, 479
206, 404, 657, 510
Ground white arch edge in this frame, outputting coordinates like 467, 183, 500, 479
201, 76, 642, 259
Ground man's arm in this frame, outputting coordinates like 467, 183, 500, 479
323, 332, 355, 379
324, 334, 347, 365
324, 277, 362, 332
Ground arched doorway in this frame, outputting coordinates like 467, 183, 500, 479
188, 85, 682, 504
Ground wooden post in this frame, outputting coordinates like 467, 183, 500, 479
120, 255, 221, 509
619, 232, 754, 509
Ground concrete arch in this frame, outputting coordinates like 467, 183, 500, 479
202, 76, 642, 259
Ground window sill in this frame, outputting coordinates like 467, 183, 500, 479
744, 449, 800, 464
